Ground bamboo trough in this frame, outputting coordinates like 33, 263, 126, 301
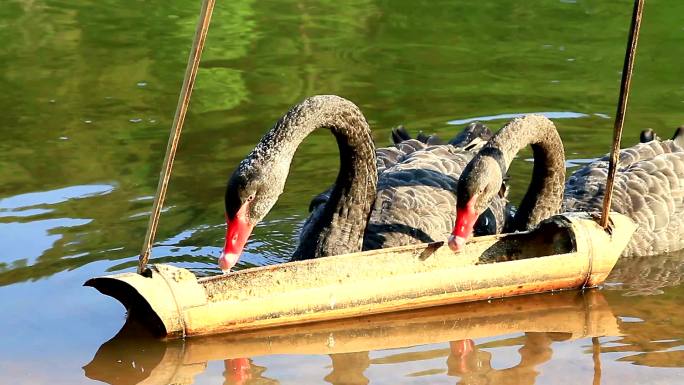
83, 289, 619, 385
86, 212, 635, 338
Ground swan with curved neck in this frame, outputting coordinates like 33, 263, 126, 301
450, 115, 684, 257
449, 115, 565, 251
220, 95, 376, 270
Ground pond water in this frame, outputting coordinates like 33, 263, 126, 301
1, 0, 683, 384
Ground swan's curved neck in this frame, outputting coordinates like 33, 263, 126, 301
488, 115, 566, 231
250, 95, 377, 259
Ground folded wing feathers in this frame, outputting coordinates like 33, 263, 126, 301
565, 139, 684, 256
305, 123, 506, 252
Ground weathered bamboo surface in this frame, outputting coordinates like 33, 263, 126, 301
84, 290, 619, 385
86, 212, 635, 338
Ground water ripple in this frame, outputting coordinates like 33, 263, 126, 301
0, 184, 115, 211
447, 111, 590, 125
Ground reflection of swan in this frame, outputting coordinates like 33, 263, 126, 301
223, 358, 275, 385
84, 290, 616, 385
598, 250, 684, 369
325, 353, 370, 385
219, 95, 508, 270
449, 115, 684, 257
446, 333, 569, 385
605, 250, 684, 296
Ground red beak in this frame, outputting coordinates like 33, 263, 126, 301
218, 203, 254, 273
448, 197, 478, 253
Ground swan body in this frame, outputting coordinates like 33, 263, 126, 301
564, 136, 684, 256
300, 122, 510, 257
451, 115, 684, 257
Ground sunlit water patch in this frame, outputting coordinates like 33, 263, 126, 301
447, 111, 599, 126
0, 184, 115, 279
0, 184, 114, 212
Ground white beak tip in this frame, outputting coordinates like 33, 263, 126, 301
447, 235, 466, 253
218, 253, 238, 273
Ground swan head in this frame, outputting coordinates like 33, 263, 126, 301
449, 153, 504, 252
640, 128, 658, 143
220, 157, 287, 272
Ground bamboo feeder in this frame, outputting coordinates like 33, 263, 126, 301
86, 212, 635, 338
83, 289, 619, 385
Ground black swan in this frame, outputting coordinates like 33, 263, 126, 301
448, 114, 684, 257
219, 95, 509, 271
640, 128, 659, 143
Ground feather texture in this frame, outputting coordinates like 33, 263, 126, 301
303, 123, 511, 252
564, 139, 684, 256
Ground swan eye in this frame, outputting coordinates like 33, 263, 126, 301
247, 193, 255, 202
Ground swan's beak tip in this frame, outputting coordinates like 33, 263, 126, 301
218, 252, 239, 273
219, 263, 232, 274
448, 235, 466, 253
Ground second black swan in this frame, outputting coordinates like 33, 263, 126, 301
448, 114, 684, 257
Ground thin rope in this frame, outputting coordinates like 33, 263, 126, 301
138, 0, 216, 274
582, 246, 595, 289
601, 0, 644, 228
157, 268, 188, 338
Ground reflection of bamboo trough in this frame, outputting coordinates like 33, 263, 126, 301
85, 212, 635, 338
185, 289, 619, 358
84, 290, 619, 385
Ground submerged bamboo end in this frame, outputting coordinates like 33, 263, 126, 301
85, 264, 207, 338
85, 275, 168, 337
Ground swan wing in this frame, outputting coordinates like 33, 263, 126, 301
303, 123, 504, 253
363, 146, 509, 249
564, 140, 684, 256
302, 139, 432, 242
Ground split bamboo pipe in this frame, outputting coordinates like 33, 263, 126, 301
87, 212, 635, 338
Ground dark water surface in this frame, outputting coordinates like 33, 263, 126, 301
1, 0, 683, 384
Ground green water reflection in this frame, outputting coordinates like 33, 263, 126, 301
0, 0, 683, 383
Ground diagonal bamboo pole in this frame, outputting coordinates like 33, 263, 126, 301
138, 0, 216, 274
601, 0, 645, 228
592, 337, 603, 385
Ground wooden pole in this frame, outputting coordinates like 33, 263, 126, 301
601, 0, 644, 228
138, 0, 216, 274
592, 337, 603, 385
